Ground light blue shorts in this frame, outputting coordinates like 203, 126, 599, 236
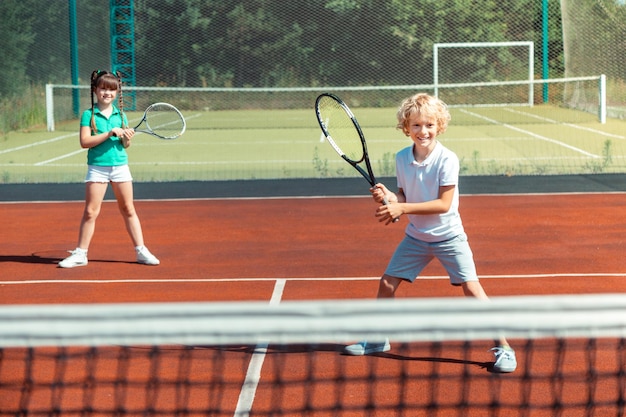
85, 165, 133, 183
384, 233, 478, 286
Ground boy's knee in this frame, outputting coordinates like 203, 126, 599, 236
378, 275, 401, 298
461, 281, 488, 300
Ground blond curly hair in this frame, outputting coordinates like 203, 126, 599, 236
396, 93, 451, 136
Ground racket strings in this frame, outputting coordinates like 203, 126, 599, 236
144, 104, 186, 139
318, 97, 365, 163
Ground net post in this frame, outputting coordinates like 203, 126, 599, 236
433, 44, 439, 98
528, 41, 534, 106
46, 83, 55, 132
599, 74, 607, 124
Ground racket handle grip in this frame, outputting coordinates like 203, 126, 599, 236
382, 197, 400, 223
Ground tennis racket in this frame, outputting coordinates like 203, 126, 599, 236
315, 93, 399, 222
133, 102, 186, 140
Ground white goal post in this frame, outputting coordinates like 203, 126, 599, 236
433, 41, 535, 106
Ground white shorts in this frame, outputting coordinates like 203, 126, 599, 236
85, 165, 133, 183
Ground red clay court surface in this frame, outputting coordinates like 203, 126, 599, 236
1, 191, 626, 416
2, 193, 625, 302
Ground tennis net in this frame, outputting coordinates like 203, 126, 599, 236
1, 294, 625, 416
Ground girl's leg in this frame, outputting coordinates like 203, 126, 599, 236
76, 182, 109, 249
110, 181, 144, 246
59, 182, 108, 268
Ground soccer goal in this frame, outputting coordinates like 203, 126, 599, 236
433, 41, 535, 106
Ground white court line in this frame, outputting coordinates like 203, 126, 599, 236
0, 132, 77, 155
30, 112, 203, 166
459, 109, 600, 158
4, 191, 626, 206
35, 149, 85, 166
234, 279, 286, 417
31, 160, 326, 167
503, 108, 626, 140
2, 273, 626, 286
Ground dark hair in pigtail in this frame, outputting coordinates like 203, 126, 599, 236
89, 70, 100, 133
115, 71, 129, 128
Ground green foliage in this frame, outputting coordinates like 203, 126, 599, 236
561, 0, 626, 81
0, 85, 46, 134
584, 139, 613, 173
3, 0, 626, 133
0, 1, 34, 97
0, 0, 590, 100
312, 146, 330, 178
377, 152, 396, 177
6, 0, 568, 91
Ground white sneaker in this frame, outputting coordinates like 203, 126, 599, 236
344, 339, 391, 355
491, 346, 517, 373
58, 249, 88, 268
136, 246, 160, 265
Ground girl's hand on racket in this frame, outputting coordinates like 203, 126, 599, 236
118, 128, 135, 148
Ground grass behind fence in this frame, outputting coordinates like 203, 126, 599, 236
1, 104, 626, 184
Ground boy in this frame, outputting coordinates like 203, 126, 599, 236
344, 93, 516, 373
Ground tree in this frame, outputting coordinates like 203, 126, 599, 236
0, 1, 34, 97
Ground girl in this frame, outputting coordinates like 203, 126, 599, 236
59, 70, 159, 268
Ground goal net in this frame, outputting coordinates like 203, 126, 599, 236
433, 41, 534, 106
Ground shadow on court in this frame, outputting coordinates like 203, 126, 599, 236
194, 343, 493, 371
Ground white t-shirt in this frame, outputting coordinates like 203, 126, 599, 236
395, 141, 465, 242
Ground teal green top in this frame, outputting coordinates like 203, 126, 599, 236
80, 105, 129, 166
